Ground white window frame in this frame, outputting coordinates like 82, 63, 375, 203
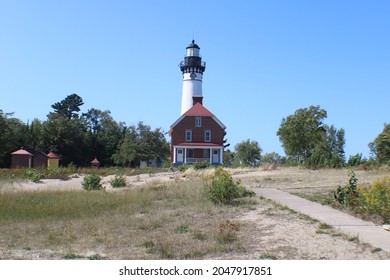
185, 130, 192, 142
195, 117, 202, 127
204, 130, 211, 142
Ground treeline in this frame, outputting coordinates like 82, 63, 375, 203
1, 97, 389, 169
224, 106, 390, 168
0, 94, 169, 168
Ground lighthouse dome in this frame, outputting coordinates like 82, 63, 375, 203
186, 40, 200, 49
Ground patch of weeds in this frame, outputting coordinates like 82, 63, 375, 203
110, 174, 126, 188
138, 241, 155, 248
25, 170, 42, 183
88, 254, 106, 260
178, 164, 189, 172
64, 252, 83, 259
174, 224, 189, 234
316, 223, 333, 234
331, 233, 342, 237
371, 247, 382, 253
184, 250, 206, 259
216, 220, 240, 244
192, 230, 208, 241
263, 177, 273, 181
82, 174, 103, 190
348, 235, 360, 243
259, 253, 278, 260
148, 241, 175, 259
262, 207, 275, 216
297, 213, 319, 224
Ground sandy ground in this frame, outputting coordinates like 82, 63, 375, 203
1, 167, 390, 259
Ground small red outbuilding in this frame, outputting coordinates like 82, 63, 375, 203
11, 147, 33, 168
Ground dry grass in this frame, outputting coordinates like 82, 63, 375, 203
1, 167, 390, 260
0, 178, 258, 260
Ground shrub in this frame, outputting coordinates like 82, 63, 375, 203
217, 220, 240, 243
206, 167, 254, 204
193, 161, 210, 170
25, 169, 43, 183
109, 174, 126, 188
334, 170, 358, 206
358, 177, 390, 223
82, 174, 102, 191
178, 164, 189, 172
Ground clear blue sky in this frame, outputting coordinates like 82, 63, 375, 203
1, 0, 389, 158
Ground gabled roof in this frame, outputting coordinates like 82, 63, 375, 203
183, 102, 213, 117
170, 102, 226, 131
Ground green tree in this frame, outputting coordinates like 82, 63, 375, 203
41, 118, 87, 165
223, 149, 235, 166
262, 152, 284, 165
0, 111, 27, 167
307, 125, 345, 168
112, 126, 138, 167
82, 108, 125, 165
277, 105, 327, 163
48, 93, 84, 119
369, 123, 390, 164
235, 139, 262, 166
112, 122, 169, 167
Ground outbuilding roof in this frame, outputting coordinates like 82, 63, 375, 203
91, 157, 100, 164
47, 152, 59, 159
11, 147, 33, 156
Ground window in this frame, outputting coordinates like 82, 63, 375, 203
205, 130, 211, 142
187, 149, 194, 158
185, 130, 192, 142
195, 117, 202, 127
203, 149, 209, 158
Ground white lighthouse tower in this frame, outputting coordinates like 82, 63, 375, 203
180, 40, 206, 115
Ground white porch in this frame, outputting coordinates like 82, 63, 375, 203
173, 145, 223, 165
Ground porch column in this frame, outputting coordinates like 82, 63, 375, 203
173, 147, 177, 163
209, 148, 212, 164
219, 147, 223, 164
184, 147, 187, 164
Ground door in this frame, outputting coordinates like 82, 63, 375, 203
212, 149, 219, 164
177, 149, 184, 163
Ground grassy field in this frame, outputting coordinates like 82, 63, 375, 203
1, 166, 389, 260
0, 178, 258, 259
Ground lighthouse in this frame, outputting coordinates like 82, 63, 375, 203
170, 40, 226, 166
179, 40, 206, 115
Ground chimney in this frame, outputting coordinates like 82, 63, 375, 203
192, 96, 203, 105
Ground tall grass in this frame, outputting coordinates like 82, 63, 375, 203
0, 178, 257, 259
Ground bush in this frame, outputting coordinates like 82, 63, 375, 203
25, 169, 43, 183
206, 167, 254, 204
82, 174, 102, 191
178, 164, 189, 172
109, 174, 126, 188
193, 161, 210, 170
334, 170, 358, 206
358, 177, 390, 223
217, 220, 240, 243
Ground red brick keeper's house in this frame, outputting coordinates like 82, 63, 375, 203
169, 99, 226, 165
